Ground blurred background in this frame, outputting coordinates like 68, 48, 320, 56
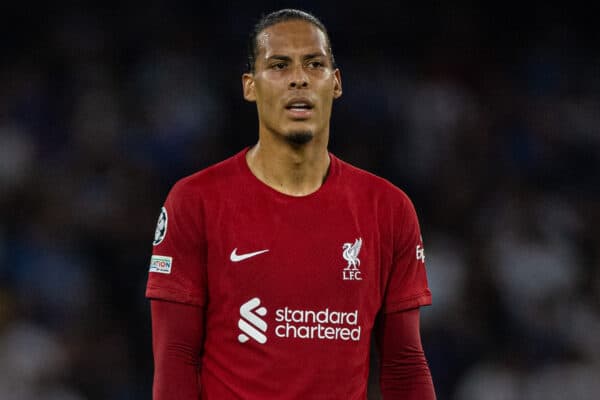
1, 1, 599, 399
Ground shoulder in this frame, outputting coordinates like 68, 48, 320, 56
334, 154, 414, 207
168, 149, 245, 201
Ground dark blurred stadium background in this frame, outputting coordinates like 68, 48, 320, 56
1, 1, 599, 399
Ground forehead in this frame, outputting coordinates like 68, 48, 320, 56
256, 20, 328, 58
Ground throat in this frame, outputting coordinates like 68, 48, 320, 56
264, 164, 329, 196
246, 145, 331, 197
285, 162, 330, 195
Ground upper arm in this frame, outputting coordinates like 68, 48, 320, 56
382, 193, 432, 313
146, 181, 207, 306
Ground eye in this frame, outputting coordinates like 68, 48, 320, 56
308, 60, 325, 69
271, 62, 287, 70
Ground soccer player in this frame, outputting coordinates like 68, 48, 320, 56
147, 9, 435, 399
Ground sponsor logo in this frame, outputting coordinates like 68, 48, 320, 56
149, 255, 172, 274
416, 244, 425, 263
153, 207, 168, 246
274, 307, 361, 341
230, 248, 269, 262
342, 238, 363, 280
238, 298, 361, 344
238, 297, 268, 344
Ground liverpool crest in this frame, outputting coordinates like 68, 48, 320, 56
342, 238, 363, 280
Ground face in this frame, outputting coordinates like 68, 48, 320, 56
242, 20, 342, 145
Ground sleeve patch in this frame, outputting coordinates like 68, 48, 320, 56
149, 255, 173, 274
153, 207, 168, 246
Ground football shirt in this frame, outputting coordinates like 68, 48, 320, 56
147, 148, 431, 399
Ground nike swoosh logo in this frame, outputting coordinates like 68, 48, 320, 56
230, 248, 269, 262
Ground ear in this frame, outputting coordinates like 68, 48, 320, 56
242, 73, 256, 102
333, 68, 342, 99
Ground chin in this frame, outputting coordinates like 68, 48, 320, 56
284, 130, 314, 145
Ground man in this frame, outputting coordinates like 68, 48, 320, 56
147, 9, 435, 399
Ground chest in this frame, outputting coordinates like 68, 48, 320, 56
203, 196, 390, 315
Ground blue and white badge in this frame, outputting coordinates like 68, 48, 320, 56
153, 207, 168, 246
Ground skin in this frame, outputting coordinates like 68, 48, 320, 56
242, 20, 343, 196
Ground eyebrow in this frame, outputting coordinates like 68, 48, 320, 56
266, 53, 327, 62
266, 55, 292, 62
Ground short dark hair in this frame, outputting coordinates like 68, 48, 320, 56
246, 9, 336, 73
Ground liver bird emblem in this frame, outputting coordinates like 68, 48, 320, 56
342, 238, 362, 270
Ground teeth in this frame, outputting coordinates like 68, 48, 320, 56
289, 103, 309, 108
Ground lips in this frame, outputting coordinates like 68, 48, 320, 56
285, 98, 314, 119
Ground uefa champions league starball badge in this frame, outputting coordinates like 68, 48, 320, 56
153, 207, 168, 246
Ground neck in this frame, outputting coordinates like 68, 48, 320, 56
246, 137, 330, 196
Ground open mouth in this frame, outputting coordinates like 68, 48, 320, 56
285, 99, 314, 120
285, 98, 315, 112
285, 103, 314, 111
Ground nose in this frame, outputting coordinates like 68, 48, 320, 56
288, 65, 308, 89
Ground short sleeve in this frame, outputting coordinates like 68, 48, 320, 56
382, 194, 432, 313
145, 180, 207, 306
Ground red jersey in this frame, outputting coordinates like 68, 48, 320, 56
146, 148, 431, 399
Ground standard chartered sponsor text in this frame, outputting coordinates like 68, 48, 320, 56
274, 307, 361, 341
